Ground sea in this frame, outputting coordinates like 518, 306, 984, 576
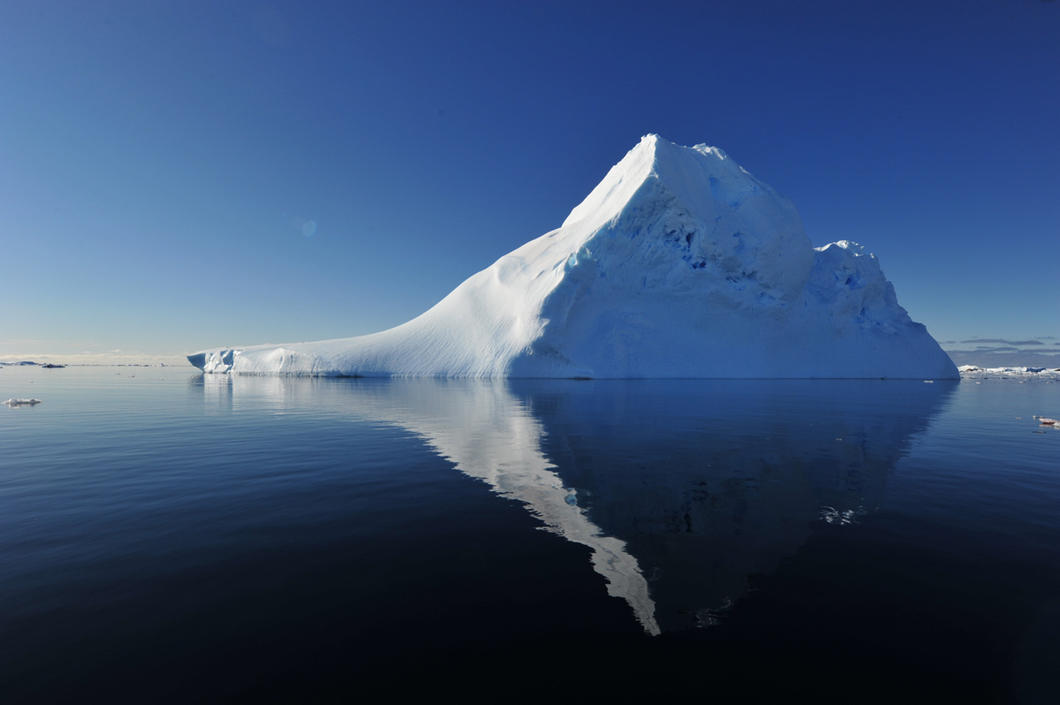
2, 366, 1058, 703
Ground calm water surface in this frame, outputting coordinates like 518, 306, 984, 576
2, 367, 1058, 702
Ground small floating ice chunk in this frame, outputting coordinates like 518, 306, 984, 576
819, 505, 862, 526
3, 398, 41, 407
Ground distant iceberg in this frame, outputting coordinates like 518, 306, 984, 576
189, 135, 957, 379
958, 365, 1060, 380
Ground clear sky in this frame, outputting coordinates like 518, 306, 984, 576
2, 0, 1057, 361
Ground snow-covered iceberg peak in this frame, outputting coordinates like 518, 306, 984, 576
560, 134, 813, 302
189, 135, 958, 379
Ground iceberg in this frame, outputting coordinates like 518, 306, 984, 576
189, 135, 957, 379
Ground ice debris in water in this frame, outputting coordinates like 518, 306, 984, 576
819, 505, 863, 526
3, 398, 42, 407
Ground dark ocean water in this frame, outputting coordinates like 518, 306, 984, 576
1, 367, 1058, 703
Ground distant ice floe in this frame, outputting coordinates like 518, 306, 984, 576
958, 365, 1060, 381
3, 398, 42, 407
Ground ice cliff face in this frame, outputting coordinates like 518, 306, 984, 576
189, 135, 958, 379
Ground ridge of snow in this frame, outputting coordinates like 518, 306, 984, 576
189, 135, 958, 379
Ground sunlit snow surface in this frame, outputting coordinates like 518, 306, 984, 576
189, 135, 956, 379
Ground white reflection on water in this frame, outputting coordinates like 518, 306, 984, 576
220, 376, 661, 635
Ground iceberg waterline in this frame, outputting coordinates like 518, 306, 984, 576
189, 135, 958, 379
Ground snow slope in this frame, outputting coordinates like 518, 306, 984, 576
189, 135, 957, 379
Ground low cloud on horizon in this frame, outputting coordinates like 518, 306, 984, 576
958, 338, 1045, 346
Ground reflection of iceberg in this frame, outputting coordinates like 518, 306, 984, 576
225, 376, 660, 635
208, 377, 953, 635
192, 374, 233, 415
512, 379, 956, 631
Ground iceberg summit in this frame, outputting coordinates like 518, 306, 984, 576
189, 135, 958, 379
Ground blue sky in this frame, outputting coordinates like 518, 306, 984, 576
2, 0, 1057, 360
